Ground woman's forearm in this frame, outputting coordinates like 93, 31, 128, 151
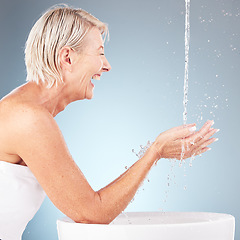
75, 122, 217, 224
81, 146, 159, 224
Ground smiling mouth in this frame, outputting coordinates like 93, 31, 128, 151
92, 74, 101, 80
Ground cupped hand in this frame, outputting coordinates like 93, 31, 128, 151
152, 120, 219, 160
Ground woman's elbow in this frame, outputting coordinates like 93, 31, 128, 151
72, 212, 113, 225
75, 218, 112, 224
70, 192, 113, 224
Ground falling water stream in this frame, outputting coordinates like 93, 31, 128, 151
183, 0, 191, 125
180, 0, 192, 192
129, 0, 192, 209
133, 0, 191, 160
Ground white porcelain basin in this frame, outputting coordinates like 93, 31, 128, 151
57, 212, 235, 240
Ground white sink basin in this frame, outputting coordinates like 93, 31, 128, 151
57, 212, 235, 240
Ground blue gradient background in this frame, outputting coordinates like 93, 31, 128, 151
0, 0, 239, 239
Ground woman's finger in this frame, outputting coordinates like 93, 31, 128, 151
190, 120, 214, 143
194, 147, 211, 156
172, 123, 197, 140
188, 127, 219, 145
193, 137, 217, 154
196, 128, 219, 146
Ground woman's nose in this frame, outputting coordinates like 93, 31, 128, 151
102, 57, 111, 72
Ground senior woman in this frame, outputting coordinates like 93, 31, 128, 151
0, 5, 218, 240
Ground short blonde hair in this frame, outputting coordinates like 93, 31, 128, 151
25, 4, 108, 88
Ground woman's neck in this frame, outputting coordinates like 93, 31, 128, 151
13, 81, 76, 117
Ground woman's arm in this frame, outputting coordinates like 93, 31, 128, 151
8, 104, 216, 224
94, 120, 217, 223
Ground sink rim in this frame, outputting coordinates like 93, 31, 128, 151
57, 211, 235, 227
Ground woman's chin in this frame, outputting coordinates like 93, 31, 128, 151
86, 94, 93, 100
85, 89, 94, 100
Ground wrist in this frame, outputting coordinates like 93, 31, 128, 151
145, 144, 161, 164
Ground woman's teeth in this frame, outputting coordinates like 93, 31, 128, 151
92, 74, 101, 80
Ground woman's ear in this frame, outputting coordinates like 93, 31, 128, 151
59, 46, 73, 72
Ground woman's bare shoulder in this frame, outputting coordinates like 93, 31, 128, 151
0, 95, 57, 156
0, 94, 52, 124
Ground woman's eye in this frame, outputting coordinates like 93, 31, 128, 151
100, 53, 105, 56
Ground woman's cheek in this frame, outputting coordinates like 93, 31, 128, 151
97, 58, 103, 72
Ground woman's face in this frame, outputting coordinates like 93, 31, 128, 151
70, 27, 111, 100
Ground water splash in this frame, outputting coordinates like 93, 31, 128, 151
132, 141, 153, 159
131, 141, 153, 186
